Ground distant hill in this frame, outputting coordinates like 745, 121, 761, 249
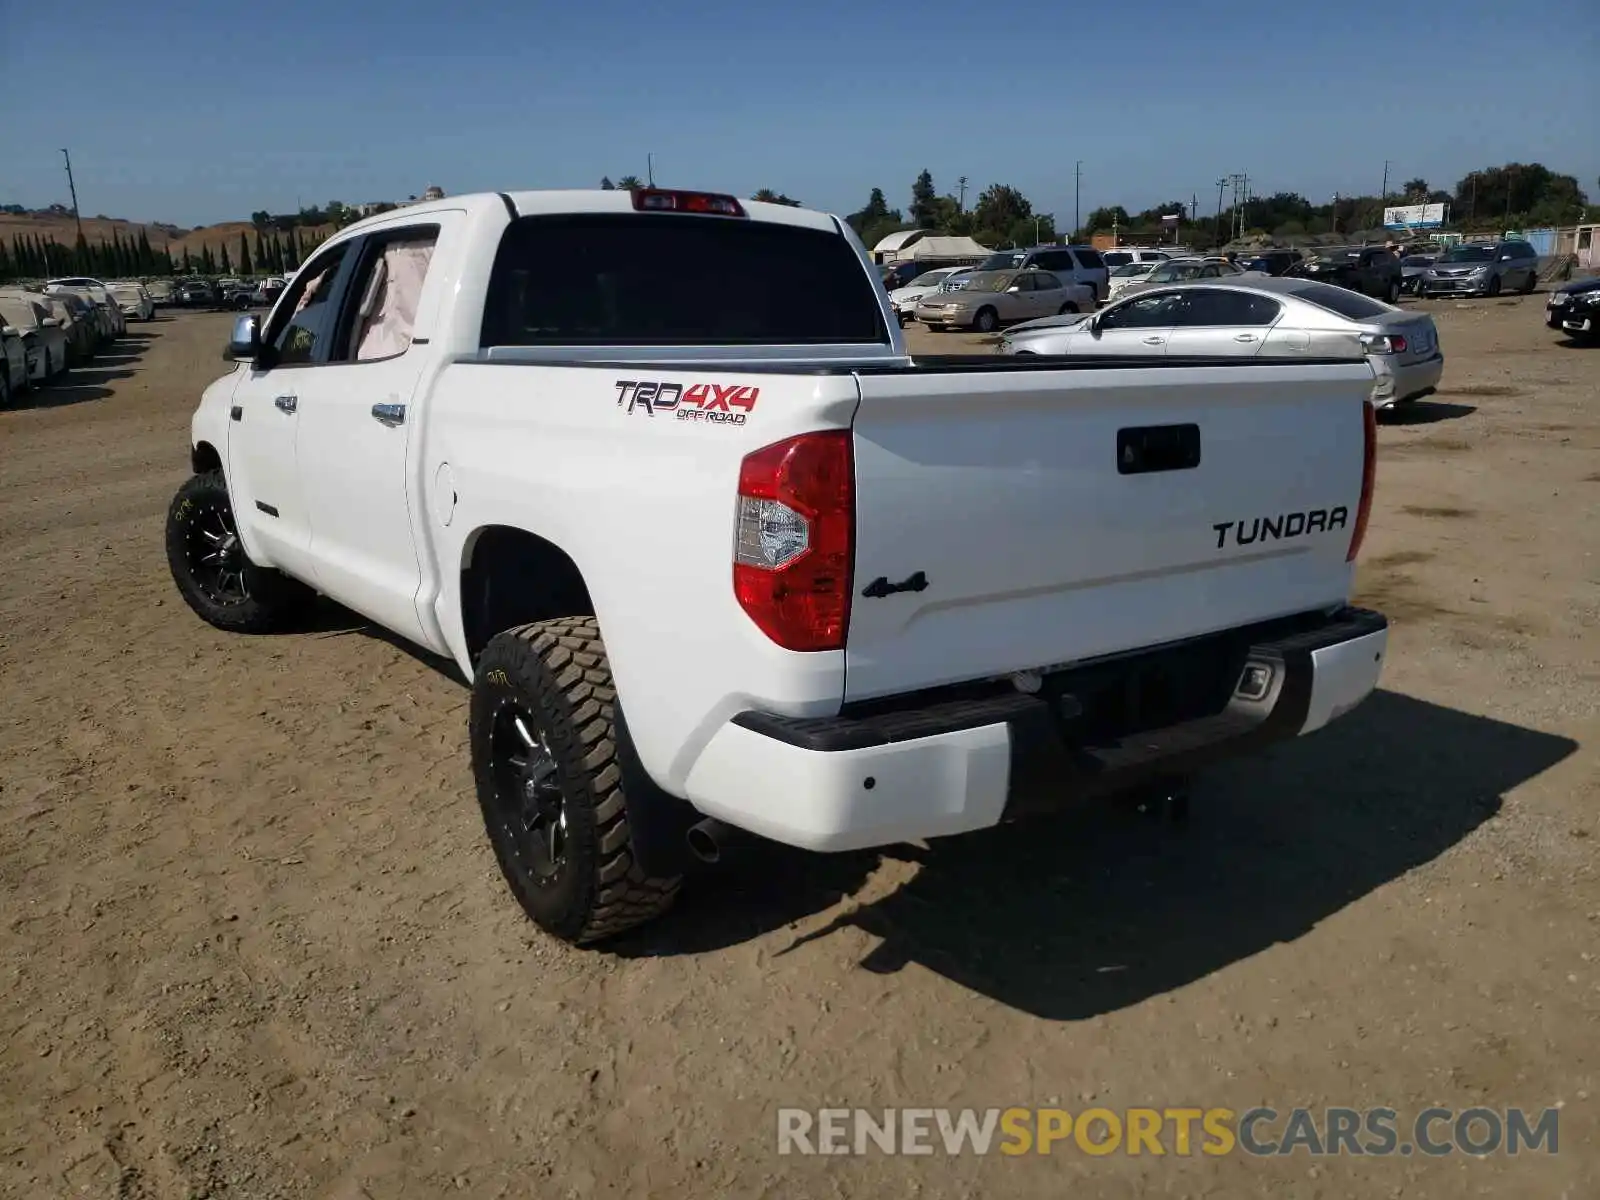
0, 210, 337, 271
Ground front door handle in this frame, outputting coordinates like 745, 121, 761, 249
1233, 333, 1260, 342
1141, 335, 1166, 345
274, 394, 297, 414
371, 403, 406, 427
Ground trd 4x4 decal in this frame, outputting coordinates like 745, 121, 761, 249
614, 380, 759, 426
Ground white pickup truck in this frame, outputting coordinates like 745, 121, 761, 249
166, 187, 1389, 945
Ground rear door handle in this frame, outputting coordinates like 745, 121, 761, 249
1141, 335, 1165, 345
371, 403, 406, 427
1233, 333, 1259, 342
274, 395, 297, 414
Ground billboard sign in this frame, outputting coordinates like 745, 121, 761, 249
1383, 203, 1447, 229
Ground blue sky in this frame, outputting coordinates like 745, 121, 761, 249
4, 0, 1596, 228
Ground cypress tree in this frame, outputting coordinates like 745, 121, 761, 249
220, 243, 232, 273
137, 228, 154, 273
254, 230, 266, 271
238, 232, 252, 275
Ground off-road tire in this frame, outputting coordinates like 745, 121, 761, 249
470, 617, 681, 945
164, 470, 314, 633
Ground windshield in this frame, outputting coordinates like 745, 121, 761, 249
1314, 250, 1360, 261
111, 285, 140, 298
1401, 256, 1435, 267
955, 272, 1014, 294
1148, 262, 1204, 283
0, 302, 38, 328
1441, 246, 1495, 263
1111, 263, 1153, 278
904, 271, 952, 289
977, 252, 1027, 271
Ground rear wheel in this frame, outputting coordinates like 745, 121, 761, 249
1058, 302, 1080, 314
165, 470, 315, 633
973, 307, 999, 333
0, 370, 10, 408
470, 618, 681, 945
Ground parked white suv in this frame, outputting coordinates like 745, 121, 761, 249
165, 187, 1388, 946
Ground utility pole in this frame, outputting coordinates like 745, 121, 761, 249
957, 175, 968, 213
647, 154, 655, 187
60, 148, 83, 244
1380, 159, 1390, 201
1073, 161, 1082, 236
1332, 191, 1341, 234
1238, 173, 1249, 240
1215, 177, 1227, 247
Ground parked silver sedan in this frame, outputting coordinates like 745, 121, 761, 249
915, 269, 1095, 332
997, 276, 1444, 409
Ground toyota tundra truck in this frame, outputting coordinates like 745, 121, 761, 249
165, 187, 1389, 945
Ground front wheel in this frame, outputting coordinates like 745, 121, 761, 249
470, 618, 681, 945
1520, 270, 1537, 295
164, 470, 314, 633
1058, 302, 1080, 314
1385, 279, 1401, 304
973, 307, 999, 333
1486, 275, 1502, 298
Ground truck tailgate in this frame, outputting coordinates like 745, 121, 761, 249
845, 359, 1375, 702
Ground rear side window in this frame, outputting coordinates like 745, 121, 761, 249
481, 215, 887, 347
1102, 252, 1132, 268
1074, 249, 1104, 269
1176, 289, 1281, 327
1296, 281, 1390, 321
1033, 250, 1073, 273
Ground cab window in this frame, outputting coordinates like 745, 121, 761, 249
267, 245, 351, 365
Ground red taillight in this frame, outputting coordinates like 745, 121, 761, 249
733, 431, 854, 652
1347, 401, 1377, 562
631, 188, 746, 217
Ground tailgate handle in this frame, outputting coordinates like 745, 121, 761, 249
1118, 424, 1201, 475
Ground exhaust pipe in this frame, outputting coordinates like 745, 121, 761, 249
685, 817, 748, 865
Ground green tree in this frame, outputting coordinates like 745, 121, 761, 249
182, 248, 192, 273
615, 175, 643, 191
74, 232, 90, 273
910, 170, 938, 229
971, 184, 1033, 246
238, 232, 252, 276
137, 228, 155, 273
201, 245, 215, 274
1083, 205, 1130, 234
1403, 178, 1430, 201
600, 176, 616, 190
254, 230, 266, 271
751, 188, 801, 206
220, 243, 232, 273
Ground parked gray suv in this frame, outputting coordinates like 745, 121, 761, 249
1420, 240, 1539, 298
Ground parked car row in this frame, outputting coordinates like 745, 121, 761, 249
166, 276, 288, 310
0, 277, 133, 405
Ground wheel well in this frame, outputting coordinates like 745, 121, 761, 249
460, 526, 594, 663
191, 441, 223, 475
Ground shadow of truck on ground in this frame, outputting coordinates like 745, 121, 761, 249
630, 690, 1574, 1018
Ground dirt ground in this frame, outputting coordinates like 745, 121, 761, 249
2, 297, 1595, 1199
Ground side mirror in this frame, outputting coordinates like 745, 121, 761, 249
225, 313, 265, 363
1499, 254, 1514, 261
41, 317, 61, 328
1007, 285, 1022, 294
0, 325, 17, 338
